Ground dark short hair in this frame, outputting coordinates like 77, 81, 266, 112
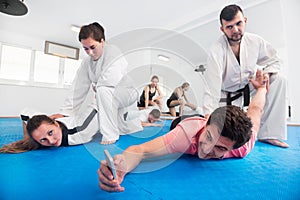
220, 4, 243, 25
151, 75, 159, 82
149, 109, 161, 119
207, 105, 252, 149
79, 22, 105, 42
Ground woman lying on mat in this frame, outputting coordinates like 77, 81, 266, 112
98, 70, 268, 192
0, 105, 100, 153
0, 105, 143, 153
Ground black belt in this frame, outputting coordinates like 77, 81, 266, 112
221, 84, 250, 107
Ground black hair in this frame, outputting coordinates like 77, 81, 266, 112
207, 105, 252, 149
220, 4, 243, 25
79, 22, 105, 42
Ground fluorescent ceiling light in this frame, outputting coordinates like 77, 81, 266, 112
157, 54, 170, 62
70, 25, 81, 33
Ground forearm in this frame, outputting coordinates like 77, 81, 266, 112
144, 91, 149, 108
259, 40, 282, 74
121, 145, 145, 173
249, 87, 267, 112
141, 122, 153, 127
145, 99, 149, 108
122, 137, 168, 173
247, 87, 267, 133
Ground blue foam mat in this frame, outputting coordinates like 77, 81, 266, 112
0, 118, 299, 200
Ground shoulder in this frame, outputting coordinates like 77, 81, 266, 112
104, 44, 122, 54
144, 85, 150, 90
175, 86, 181, 92
178, 117, 207, 136
103, 44, 125, 61
243, 32, 265, 43
209, 35, 228, 55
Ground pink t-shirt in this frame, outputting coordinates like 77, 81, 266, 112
163, 117, 256, 158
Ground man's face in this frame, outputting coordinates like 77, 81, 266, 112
197, 124, 235, 160
148, 114, 158, 123
220, 11, 247, 43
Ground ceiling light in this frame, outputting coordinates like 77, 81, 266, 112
0, 0, 28, 16
157, 54, 170, 62
70, 25, 81, 33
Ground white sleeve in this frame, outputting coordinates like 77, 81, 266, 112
60, 59, 92, 116
202, 43, 223, 115
96, 45, 128, 87
257, 36, 282, 74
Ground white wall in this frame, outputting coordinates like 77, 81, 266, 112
0, 84, 68, 116
281, 0, 300, 123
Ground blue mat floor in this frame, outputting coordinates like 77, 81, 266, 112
0, 118, 299, 200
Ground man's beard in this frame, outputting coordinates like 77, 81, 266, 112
227, 33, 243, 42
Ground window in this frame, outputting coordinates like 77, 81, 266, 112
0, 43, 82, 88
0, 45, 31, 81
34, 51, 60, 83
63, 58, 82, 85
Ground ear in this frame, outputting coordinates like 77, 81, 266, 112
244, 16, 248, 24
220, 26, 224, 33
54, 120, 59, 127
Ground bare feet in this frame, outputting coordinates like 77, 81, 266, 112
259, 139, 289, 148
100, 140, 117, 145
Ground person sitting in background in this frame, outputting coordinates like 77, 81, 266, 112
137, 75, 163, 111
98, 69, 268, 192
166, 82, 197, 116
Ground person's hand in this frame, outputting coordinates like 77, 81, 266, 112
204, 114, 210, 119
98, 154, 127, 192
178, 98, 186, 105
49, 114, 65, 119
249, 69, 269, 92
263, 73, 270, 92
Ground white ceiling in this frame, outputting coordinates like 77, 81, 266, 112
0, 0, 241, 48
0, 0, 285, 66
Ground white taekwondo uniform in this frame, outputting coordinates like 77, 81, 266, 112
60, 44, 141, 142
203, 32, 287, 140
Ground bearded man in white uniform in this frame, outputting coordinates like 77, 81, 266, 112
203, 4, 288, 148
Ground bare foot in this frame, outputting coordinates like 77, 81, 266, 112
100, 140, 116, 145
259, 139, 289, 148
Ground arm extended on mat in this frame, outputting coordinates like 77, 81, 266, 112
98, 136, 168, 192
